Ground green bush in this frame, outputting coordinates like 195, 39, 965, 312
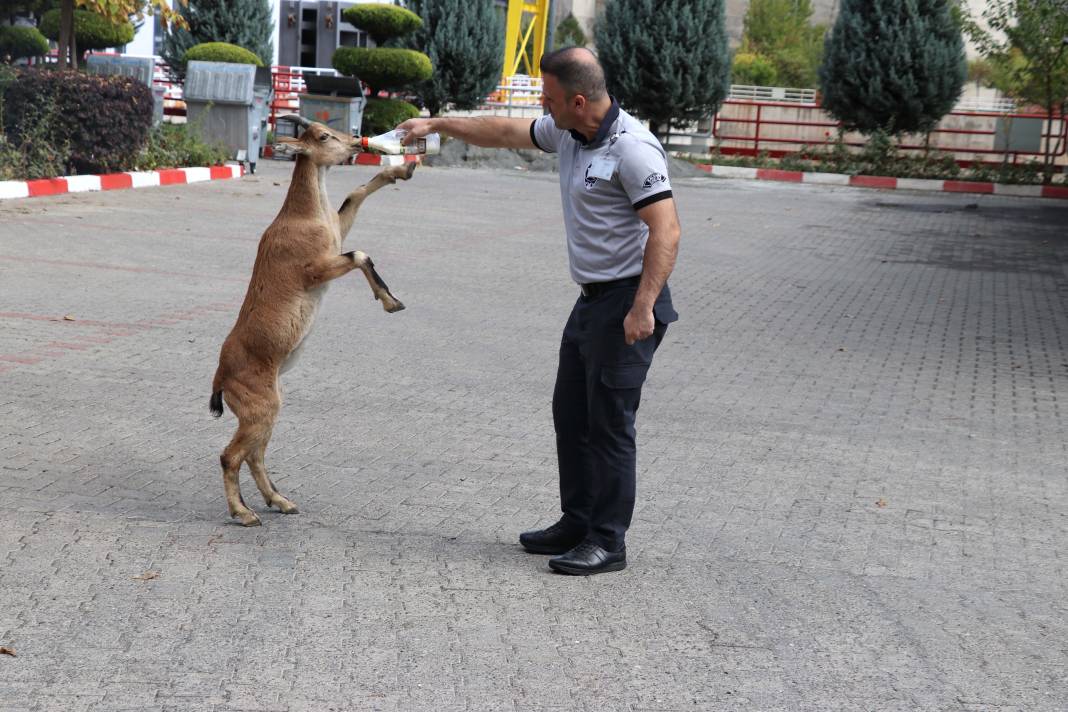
133, 123, 229, 171
3, 67, 153, 175
333, 47, 432, 92
0, 26, 50, 61
0, 94, 69, 181
39, 9, 135, 52
184, 41, 263, 67
731, 52, 778, 86
342, 5, 422, 45
361, 97, 420, 136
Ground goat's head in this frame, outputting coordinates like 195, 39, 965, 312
273, 115, 361, 166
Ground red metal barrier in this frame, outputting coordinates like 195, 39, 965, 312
711, 99, 1068, 165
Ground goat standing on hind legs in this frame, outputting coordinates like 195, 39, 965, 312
209, 114, 415, 527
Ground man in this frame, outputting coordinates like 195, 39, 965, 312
398, 47, 680, 575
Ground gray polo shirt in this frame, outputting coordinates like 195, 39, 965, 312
530, 99, 673, 285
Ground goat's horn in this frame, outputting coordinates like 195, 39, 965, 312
277, 114, 312, 128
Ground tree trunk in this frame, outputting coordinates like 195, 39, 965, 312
58, 0, 74, 70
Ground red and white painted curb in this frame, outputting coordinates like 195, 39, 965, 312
262, 145, 420, 167
695, 164, 1068, 200
0, 163, 245, 201
354, 153, 421, 167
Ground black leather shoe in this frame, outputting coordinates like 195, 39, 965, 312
548, 541, 626, 575
519, 520, 585, 555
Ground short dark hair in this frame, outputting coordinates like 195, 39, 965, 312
539, 46, 607, 101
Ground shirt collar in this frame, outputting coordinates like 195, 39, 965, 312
568, 96, 620, 148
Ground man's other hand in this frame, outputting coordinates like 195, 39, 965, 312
623, 305, 655, 345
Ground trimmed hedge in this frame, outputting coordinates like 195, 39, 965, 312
361, 97, 420, 136
0, 26, 50, 61
342, 5, 422, 45
333, 47, 432, 91
39, 9, 135, 51
3, 68, 153, 174
184, 41, 263, 67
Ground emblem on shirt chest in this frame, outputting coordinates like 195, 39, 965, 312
583, 163, 599, 190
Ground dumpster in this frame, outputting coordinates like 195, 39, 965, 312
184, 60, 268, 173
298, 74, 366, 138
86, 54, 165, 125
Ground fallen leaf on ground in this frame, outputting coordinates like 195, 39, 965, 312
0, 647, 15, 657
63, 315, 75, 321
876, 498, 887, 508
132, 571, 159, 581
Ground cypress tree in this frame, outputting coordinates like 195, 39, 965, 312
406, 0, 503, 116
161, 0, 274, 80
819, 0, 966, 135
594, 0, 730, 142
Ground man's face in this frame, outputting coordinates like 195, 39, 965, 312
541, 73, 577, 130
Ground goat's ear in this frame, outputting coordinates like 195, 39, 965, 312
272, 136, 306, 158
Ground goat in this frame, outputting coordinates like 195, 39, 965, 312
209, 115, 413, 527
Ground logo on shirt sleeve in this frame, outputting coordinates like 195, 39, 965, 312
642, 172, 667, 189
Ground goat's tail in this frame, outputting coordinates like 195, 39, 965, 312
209, 368, 225, 418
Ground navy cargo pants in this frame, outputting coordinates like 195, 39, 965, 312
552, 278, 678, 552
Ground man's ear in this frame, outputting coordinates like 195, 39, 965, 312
273, 136, 306, 157
572, 93, 586, 111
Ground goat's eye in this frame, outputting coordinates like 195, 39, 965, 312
319, 134, 329, 142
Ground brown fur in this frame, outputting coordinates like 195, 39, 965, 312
210, 118, 416, 526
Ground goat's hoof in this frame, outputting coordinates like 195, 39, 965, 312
384, 299, 406, 313
273, 497, 299, 514
233, 510, 262, 527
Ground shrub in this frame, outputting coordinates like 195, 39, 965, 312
0, 26, 50, 62
342, 5, 422, 45
361, 97, 420, 136
133, 123, 229, 171
3, 68, 153, 174
184, 41, 263, 66
162, 0, 274, 82
732, 52, 778, 86
333, 47, 432, 93
39, 9, 135, 53
0, 95, 69, 181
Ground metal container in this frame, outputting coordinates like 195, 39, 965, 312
297, 74, 366, 138
86, 54, 163, 125
184, 60, 271, 173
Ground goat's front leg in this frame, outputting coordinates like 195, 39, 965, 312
306, 252, 405, 313
337, 162, 417, 240
351, 251, 405, 313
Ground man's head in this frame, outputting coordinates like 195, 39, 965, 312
539, 46, 609, 131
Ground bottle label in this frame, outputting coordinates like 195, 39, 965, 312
404, 139, 426, 155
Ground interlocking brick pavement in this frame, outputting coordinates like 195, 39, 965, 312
1, 161, 1066, 710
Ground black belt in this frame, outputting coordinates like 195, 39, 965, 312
580, 275, 641, 298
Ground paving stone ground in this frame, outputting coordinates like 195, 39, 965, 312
0, 160, 1066, 711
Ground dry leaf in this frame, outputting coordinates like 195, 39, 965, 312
132, 571, 159, 581
63, 315, 76, 321
876, 498, 888, 508
0, 647, 15, 657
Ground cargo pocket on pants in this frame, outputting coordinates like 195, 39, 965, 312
600, 363, 650, 390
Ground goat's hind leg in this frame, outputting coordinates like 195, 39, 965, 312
248, 443, 298, 514
220, 425, 261, 527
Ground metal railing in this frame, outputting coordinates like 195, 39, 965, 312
727, 85, 818, 104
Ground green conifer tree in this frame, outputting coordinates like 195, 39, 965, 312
161, 0, 274, 79
406, 0, 503, 116
819, 0, 966, 135
594, 0, 730, 142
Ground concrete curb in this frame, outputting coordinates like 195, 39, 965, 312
0, 164, 245, 201
262, 145, 420, 167
695, 164, 1068, 200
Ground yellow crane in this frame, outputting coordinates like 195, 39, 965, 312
502, 0, 551, 79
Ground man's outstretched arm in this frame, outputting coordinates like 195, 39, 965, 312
396, 116, 538, 150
